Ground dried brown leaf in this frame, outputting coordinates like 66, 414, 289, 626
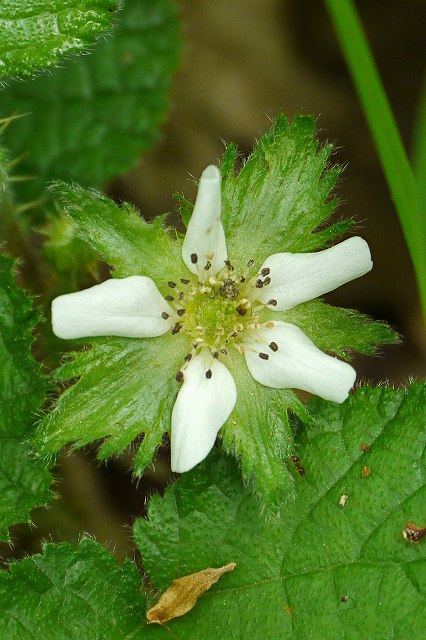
147, 562, 236, 624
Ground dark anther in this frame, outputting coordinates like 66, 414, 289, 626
236, 304, 247, 316
212, 351, 219, 358
255, 279, 264, 288
181, 278, 190, 284
267, 299, 277, 306
184, 353, 192, 362
261, 267, 270, 277
168, 281, 177, 288
231, 331, 238, 337
205, 369, 213, 379
224, 259, 234, 271
263, 276, 271, 286
269, 341, 278, 352
172, 323, 182, 335
175, 370, 184, 382
247, 259, 254, 267
259, 352, 269, 360
178, 292, 184, 300
161, 312, 170, 320
240, 276, 246, 283
220, 348, 227, 355
165, 295, 174, 301
190, 253, 198, 264
204, 261, 212, 271
177, 308, 186, 316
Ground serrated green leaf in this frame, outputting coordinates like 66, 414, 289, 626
0, 0, 120, 80
0, 538, 161, 640
1, 0, 180, 197
0, 255, 53, 541
134, 383, 426, 639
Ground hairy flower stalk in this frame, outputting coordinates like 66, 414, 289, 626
52, 165, 373, 473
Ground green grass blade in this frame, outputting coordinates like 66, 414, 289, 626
324, 0, 426, 319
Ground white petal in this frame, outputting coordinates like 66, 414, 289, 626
52, 276, 173, 339
182, 165, 227, 280
243, 321, 356, 403
171, 350, 237, 473
257, 237, 373, 310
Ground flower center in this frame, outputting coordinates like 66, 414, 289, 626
165, 260, 276, 377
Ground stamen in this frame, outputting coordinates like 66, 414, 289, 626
236, 304, 247, 316
220, 348, 227, 355
247, 259, 254, 267
178, 292, 185, 300
190, 253, 198, 264
212, 350, 219, 358
161, 312, 170, 320
175, 370, 184, 382
172, 322, 182, 334
261, 267, 270, 276
240, 276, 246, 283
265, 321, 275, 328
181, 278, 190, 284
255, 279, 264, 288
165, 295, 174, 301
184, 353, 192, 362
177, 308, 186, 316
224, 259, 234, 271
269, 342, 278, 352
259, 353, 269, 360
205, 369, 213, 379
263, 276, 271, 286
168, 281, 177, 288
267, 299, 277, 306
204, 261, 212, 271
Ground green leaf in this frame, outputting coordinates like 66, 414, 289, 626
0, 0, 120, 80
0, 0, 180, 196
220, 115, 348, 265
134, 383, 426, 639
0, 538, 161, 640
0, 255, 53, 541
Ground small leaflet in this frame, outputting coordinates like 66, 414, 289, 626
147, 563, 236, 624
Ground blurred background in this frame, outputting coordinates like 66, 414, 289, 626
1, 0, 425, 566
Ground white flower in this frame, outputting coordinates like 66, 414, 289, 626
52, 165, 373, 473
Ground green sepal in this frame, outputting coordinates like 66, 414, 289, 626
49, 181, 184, 292
134, 383, 426, 639
35, 332, 191, 475
0, 0, 121, 80
221, 347, 310, 509
283, 299, 399, 359
221, 115, 344, 266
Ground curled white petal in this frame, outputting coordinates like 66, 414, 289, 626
243, 321, 356, 403
171, 350, 237, 473
182, 165, 227, 280
257, 237, 373, 310
52, 276, 173, 339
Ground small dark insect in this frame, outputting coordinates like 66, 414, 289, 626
219, 279, 239, 300
340, 595, 349, 603
292, 455, 305, 476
